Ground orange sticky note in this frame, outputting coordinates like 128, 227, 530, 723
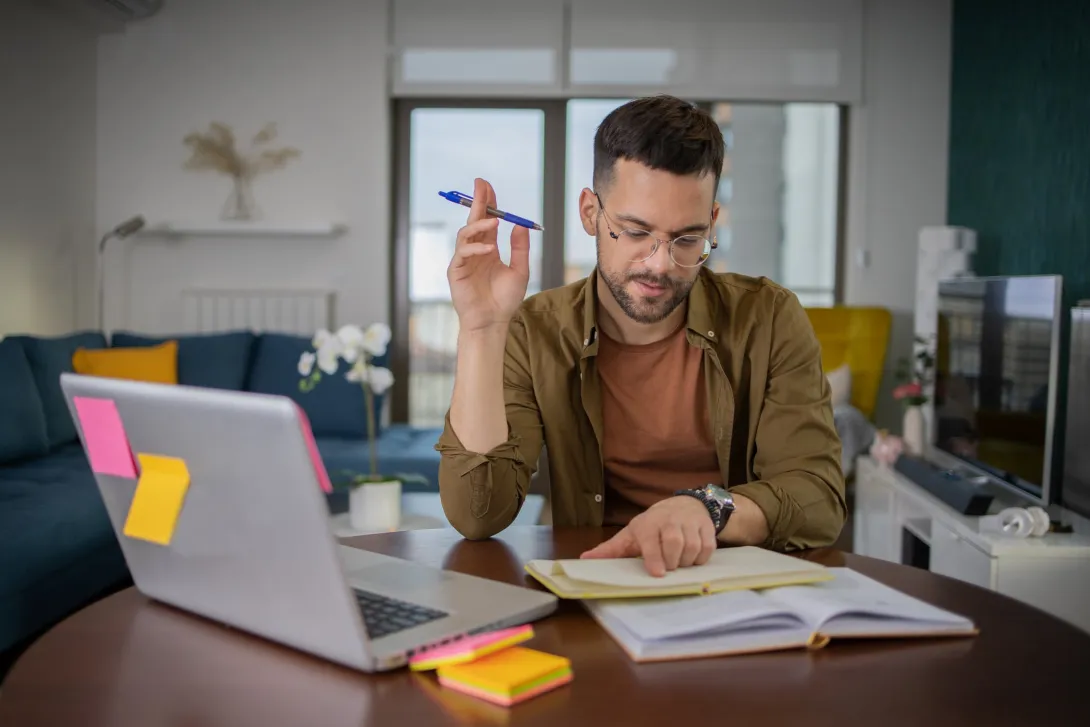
73, 396, 138, 478
124, 454, 190, 546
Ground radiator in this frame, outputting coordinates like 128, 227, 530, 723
181, 289, 336, 335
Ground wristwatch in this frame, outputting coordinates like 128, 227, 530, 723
675, 484, 735, 534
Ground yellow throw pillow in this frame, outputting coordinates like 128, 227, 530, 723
72, 340, 179, 384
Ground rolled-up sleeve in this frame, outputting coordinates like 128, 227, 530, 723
435, 315, 545, 540
729, 291, 847, 551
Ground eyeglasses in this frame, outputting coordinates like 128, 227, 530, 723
595, 192, 717, 268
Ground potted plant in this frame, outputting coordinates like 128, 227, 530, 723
296, 322, 420, 532
893, 335, 936, 455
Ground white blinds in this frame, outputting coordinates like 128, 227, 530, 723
390, 0, 863, 102
390, 0, 567, 97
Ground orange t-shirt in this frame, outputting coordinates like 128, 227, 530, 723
597, 322, 721, 526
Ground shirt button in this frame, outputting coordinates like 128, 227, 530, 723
583, 338, 589, 346
707, 330, 715, 338
594, 494, 602, 503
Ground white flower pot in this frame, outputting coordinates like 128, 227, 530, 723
902, 405, 926, 456
348, 480, 401, 532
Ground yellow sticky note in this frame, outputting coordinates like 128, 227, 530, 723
123, 454, 190, 546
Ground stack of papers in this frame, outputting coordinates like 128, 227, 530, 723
435, 647, 573, 706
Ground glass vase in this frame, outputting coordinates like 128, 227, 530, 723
221, 174, 260, 221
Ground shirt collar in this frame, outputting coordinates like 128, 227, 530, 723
580, 267, 720, 358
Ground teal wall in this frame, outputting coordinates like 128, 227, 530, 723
947, 0, 1090, 309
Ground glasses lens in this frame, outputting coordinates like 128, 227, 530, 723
619, 230, 656, 262
670, 236, 710, 267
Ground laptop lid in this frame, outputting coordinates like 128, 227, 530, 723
59, 373, 375, 671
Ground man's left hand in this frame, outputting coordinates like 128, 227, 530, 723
579, 496, 717, 577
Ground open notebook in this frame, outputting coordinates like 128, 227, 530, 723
584, 567, 977, 662
524, 546, 832, 599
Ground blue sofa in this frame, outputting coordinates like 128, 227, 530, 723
0, 329, 443, 660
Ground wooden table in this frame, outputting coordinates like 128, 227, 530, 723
2, 526, 1089, 726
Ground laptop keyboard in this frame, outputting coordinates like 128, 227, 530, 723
353, 589, 448, 639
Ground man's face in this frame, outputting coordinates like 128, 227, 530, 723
581, 159, 718, 325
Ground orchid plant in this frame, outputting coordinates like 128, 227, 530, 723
297, 322, 399, 487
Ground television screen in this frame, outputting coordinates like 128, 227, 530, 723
932, 275, 1062, 503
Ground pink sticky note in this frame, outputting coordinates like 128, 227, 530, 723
294, 403, 332, 494
409, 625, 535, 671
73, 396, 138, 478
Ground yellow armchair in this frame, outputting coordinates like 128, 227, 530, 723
804, 307, 892, 421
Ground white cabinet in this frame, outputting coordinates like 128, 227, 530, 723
930, 520, 994, 590
853, 456, 1090, 634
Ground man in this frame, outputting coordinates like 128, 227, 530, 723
436, 95, 846, 576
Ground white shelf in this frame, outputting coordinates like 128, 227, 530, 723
137, 222, 348, 239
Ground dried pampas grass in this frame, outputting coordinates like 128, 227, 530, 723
182, 122, 300, 179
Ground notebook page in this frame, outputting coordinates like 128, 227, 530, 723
586, 588, 805, 642
555, 546, 821, 588
765, 568, 974, 633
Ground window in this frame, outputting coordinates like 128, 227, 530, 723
393, 100, 845, 425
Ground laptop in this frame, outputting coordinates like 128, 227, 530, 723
59, 372, 557, 673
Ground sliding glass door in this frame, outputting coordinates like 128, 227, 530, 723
391, 101, 565, 426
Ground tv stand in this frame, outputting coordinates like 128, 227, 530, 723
854, 455, 1090, 634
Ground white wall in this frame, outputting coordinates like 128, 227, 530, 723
844, 0, 952, 429
0, 1, 97, 336
96, 0, 390, 335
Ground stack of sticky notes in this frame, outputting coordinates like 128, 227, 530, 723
408, 625, 572, 706
435, 647, 572, 706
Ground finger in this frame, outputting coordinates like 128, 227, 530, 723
448, 242, 498, 271
509, 224, 531, 278
695, 522, 717, 566
580, 530, 637, 559
456, 217, 499, 247
637, 526, 666, 577
659, 524, 684, 571
483, 178, 497, 208
680, 522, 704, 567
468, 178, 490, 223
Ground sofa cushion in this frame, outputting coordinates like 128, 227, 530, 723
0, 445, 129, 652
316, 425, 441, 493
8, 332, 108, 448
0, 339, 50, 465
72, 340, 179, 384
110, 330, 256, 390
246, 333, 388, 438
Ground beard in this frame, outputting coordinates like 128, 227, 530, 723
596, 237, 694, 324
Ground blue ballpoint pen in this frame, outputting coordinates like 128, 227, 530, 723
438, 190, 544, 231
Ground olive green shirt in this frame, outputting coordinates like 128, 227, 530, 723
436, 268, 847, 551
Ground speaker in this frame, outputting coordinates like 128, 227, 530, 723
893, 455, 994, 516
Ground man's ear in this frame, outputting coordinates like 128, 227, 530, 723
578, 188, 599, 236
711, 199, 721, 227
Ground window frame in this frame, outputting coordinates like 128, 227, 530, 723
389, 99, 849, 424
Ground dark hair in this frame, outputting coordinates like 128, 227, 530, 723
593, 95, 724, 192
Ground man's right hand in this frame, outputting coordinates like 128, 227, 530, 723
447, 178, 531, 332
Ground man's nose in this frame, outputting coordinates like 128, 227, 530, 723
644, 241, 673, 274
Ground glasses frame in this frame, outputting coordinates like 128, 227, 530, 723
594, 192, 717, 268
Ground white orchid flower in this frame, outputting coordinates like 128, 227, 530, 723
297, 351, 315, 376
361, 322, 392, 358
316, 335, 342, 375
367, 366, 395, 395
335, 324, 366, 363
344, 359, 366, 382
312, 328, 334, 351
